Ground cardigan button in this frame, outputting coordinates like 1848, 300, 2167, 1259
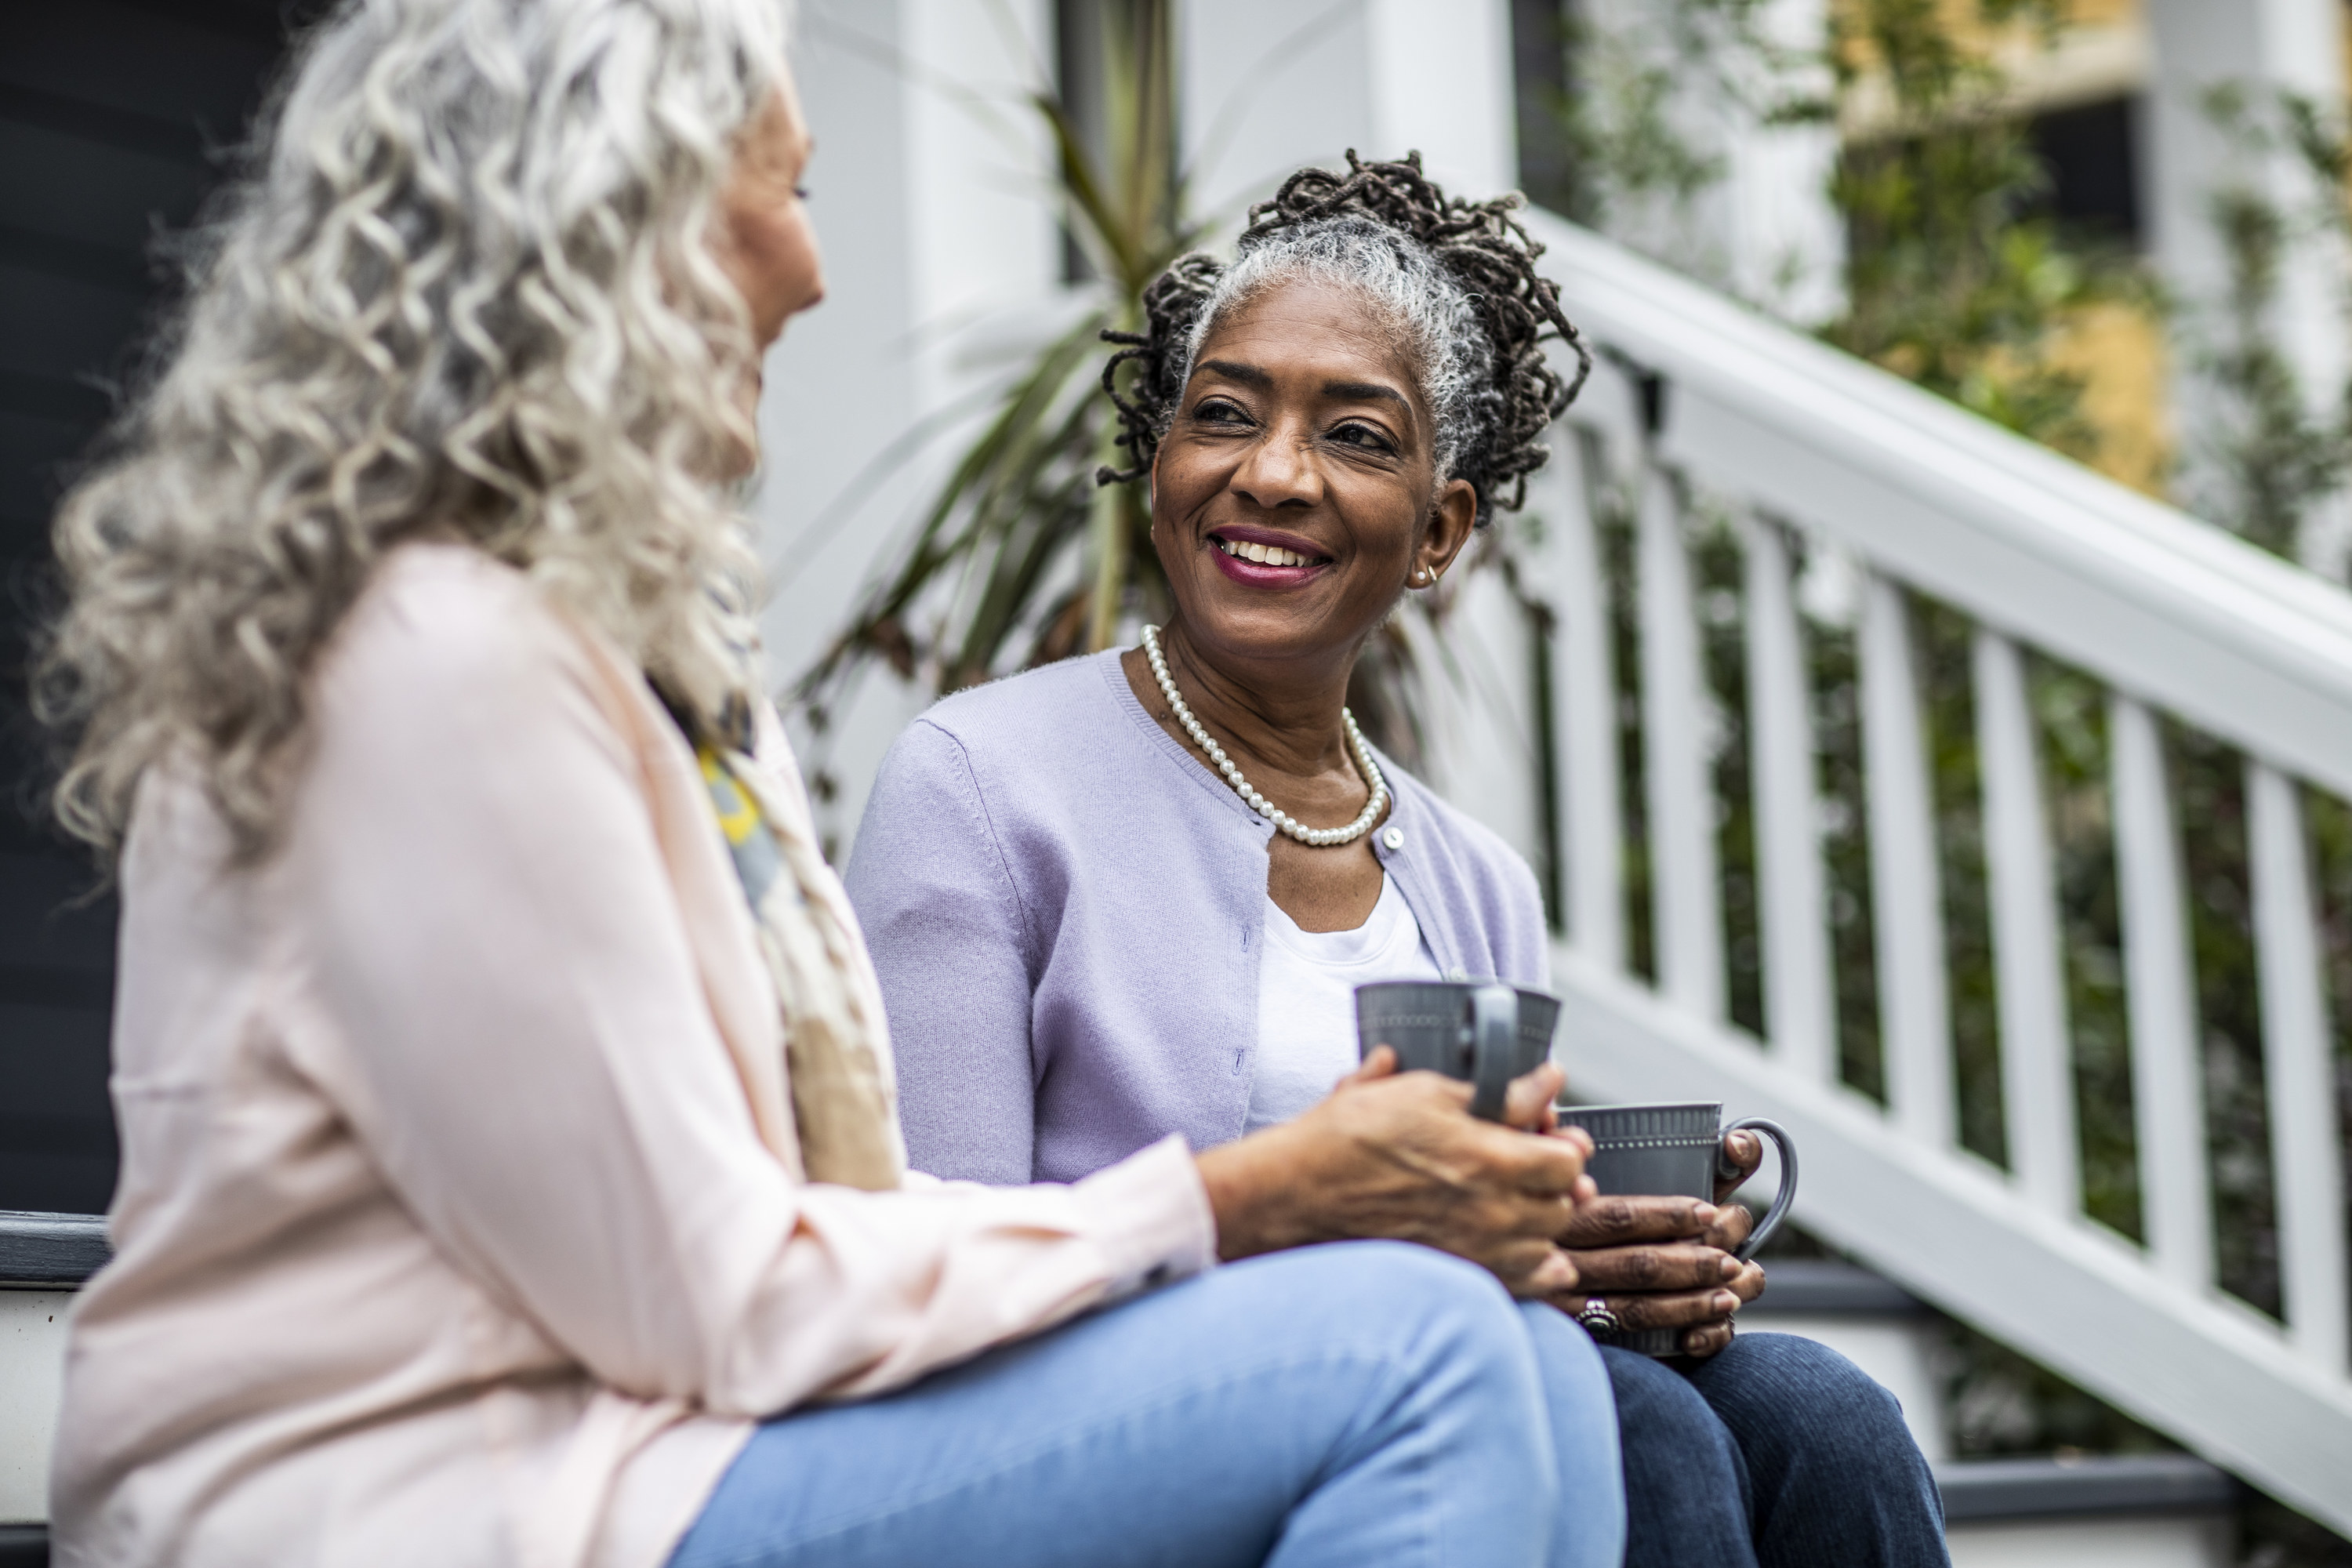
1381, 826, 1405, 851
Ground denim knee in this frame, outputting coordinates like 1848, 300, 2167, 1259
1287, 1243, 1540, 1385
1601, 1344, 1749, 1493
1275, 1243, 1558, 1488
1684, 1331, 1923, 1475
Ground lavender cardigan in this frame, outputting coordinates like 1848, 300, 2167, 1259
843, 649, 1552, 1185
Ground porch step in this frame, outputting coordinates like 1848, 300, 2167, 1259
0, 1213, 100, 1537
1940, 1455, 2237, 1568
0, 1215, 107, 1291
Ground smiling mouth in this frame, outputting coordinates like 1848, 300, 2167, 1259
1212, 535, 1330, 568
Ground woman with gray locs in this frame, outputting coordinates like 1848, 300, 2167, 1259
847, 154, 1950, 1568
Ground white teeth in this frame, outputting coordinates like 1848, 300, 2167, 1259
1218, 538, 1316, 568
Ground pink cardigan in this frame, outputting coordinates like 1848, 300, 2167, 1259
49, 545, 1215, 1568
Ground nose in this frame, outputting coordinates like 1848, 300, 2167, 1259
1227, 424, 1321, 510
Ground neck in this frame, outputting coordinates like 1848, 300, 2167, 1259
1153, 617, 1359, 781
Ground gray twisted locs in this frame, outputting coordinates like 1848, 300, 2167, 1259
1096, 150, 1593, 527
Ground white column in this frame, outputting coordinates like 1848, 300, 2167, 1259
2143, 0, 2350, 570
1975, 629, 2080, 1216
1178, 0, 1376, 229
1543, 429, 1625, 969
1638, 465, 1726, 1021
1717, 0, 1845, 325
1860, 575, 1954, 1149
1363, 0, 1516, 197
754, 0, 1058, 849
1179, 0, 1517, 228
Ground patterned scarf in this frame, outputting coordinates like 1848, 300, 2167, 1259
695, 737, 906, 1192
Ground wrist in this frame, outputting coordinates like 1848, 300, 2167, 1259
1195, 1122, 1327, 1261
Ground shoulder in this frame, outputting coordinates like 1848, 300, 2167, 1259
314, 543, 630, 757
909, 652, 1120, 757
327, 543, 583, 693
868, 652, 1128, 806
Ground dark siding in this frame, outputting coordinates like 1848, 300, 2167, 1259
0, 0, 313, 1214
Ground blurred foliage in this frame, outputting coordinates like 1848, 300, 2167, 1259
1824, 0, 2140, 461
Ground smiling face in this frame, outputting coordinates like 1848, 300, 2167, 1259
1149, 277, 1479, 679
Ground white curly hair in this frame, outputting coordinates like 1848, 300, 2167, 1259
38, 0, 790, 860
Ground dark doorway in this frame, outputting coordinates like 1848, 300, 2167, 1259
0, 1, 316, 1214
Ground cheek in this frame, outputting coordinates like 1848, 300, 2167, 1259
1149, 446, 1216, 532
1334, 477, 1428, 571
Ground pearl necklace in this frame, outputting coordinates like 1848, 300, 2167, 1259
1142, 624, 1390, 848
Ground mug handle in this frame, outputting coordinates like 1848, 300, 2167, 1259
1723, 1116, 1798, 1261
1467, 984, 1519, 1121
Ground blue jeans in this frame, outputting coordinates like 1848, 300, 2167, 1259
670, 1242, 1626, 1568
1602, 1334, 1951, 1567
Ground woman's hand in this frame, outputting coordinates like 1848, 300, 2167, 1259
1196, 1050, 1596, 1298
1546, 1193, 1765, 1357
1547, 1126, 1771, 1359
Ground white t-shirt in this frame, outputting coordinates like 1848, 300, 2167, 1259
1246, 875, 1444, 1133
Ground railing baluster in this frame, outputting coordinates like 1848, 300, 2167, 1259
1974, 629, 2080, 1213
2109, 695, 2213, 1288
1861, 575, 1955, 1146
1741, 514, 1834, 1079
1638, 463, 1724, 1019
2248, 763, 2349, 1374
1547, 430, 1624, 971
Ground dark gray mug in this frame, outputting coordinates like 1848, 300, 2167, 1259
1557, 1101, 1798, 1356
1355, 981, 1561, 1120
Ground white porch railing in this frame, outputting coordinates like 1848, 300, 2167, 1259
1508, 211, 2352, 1535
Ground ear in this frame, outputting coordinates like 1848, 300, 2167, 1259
1408, 477, 1479, 589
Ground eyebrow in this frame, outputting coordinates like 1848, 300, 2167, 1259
1321, 379, 1410, 411
1196, 358, 1271, 387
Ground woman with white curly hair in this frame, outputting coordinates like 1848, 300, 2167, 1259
36, 2, 1628, 1565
